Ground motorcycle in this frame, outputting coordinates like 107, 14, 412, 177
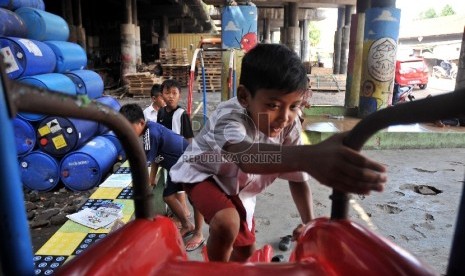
392, 83, 414, 105
432, 61, 457, 79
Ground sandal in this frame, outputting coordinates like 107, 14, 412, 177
185, 234, 205, 252
279, 235, 292, 251
271, 254, 284, 262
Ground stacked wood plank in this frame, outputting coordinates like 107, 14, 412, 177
160, 48, 189, 87
123, 72, 162, 97
160, 48, 188, 64
309, 67, 346, 92
198, 51, 222, 93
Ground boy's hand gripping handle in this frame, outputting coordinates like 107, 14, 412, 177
331, 89, 465, 219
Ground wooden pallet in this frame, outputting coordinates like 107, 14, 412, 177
198, 77, 221, 93
128, 88, 152, 97
123, 72, 162, 97
198, 51, 222, 93
158, 48, 190, 87
161, 64, 189, 87
160, 48, 188, 64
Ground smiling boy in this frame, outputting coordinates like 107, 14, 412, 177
170, 43, 387, 262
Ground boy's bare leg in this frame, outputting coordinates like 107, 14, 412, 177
185, 208, 205, 251
230, 245, 255, 262
207, 208, 240, 262
176, 191, 191, 217
164, 195, 194, 236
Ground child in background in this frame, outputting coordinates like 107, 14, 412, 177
158, 79, 205, 252
157, 79, 194, 141
119, 104, 195, 239
170, 43, 387, 262
143, 84, 165, 122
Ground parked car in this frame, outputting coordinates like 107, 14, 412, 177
395, 57, 429, 89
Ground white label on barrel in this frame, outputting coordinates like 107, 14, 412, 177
47, 119, 61, 133
68, 160, 89, 166
18, 39, 43, 56
1, 47, 20, 73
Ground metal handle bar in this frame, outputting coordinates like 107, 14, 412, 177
331, 88, 465, 219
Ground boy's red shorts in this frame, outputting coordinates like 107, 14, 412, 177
183, 178, 256, 247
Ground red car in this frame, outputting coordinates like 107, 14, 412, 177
395, 57, 429, 89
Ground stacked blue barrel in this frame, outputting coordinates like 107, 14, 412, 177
1, 0, 126, 192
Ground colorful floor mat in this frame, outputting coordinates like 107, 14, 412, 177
33, 162, 166, 275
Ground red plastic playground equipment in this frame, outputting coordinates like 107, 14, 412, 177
1, 57, 464, 275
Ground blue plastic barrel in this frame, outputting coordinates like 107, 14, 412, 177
0, 8, 27, 37
36, 116, 99, 158
13, 117, 36, 157
0, 37, 56, 79
102, 132, 126, 161
18, 73, 77, 121
17, 112, 45, 122
94, 96, 121, 134
65, 70, 103, 99
19, 73, 76, 94
15, 7, 69, 41
94, 95, 121, 111
44, 41, 87, 73
0, 0, 44, 10
60, 136, 117, 191
19, 151, 60, 191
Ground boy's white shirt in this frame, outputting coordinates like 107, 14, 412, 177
170, 97, 310, 230
143, 105, 158, 122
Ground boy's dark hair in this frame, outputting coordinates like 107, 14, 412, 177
119, 103, 144, 123
160, 79, 181, 93
239, 44, 308, 97
151, 84, 162, 97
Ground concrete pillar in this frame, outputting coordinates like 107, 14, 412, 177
73, 0, 86, 51
280, 4, 288, 44
150, 19, 160, 60
288, 3, 298, 27
132, 0, 141, 66
271, 31, 277, 43
135, 26, 141, 65
345, 12, 365, 108
121, 24, 136, 76
121, 0, 136, 76
63, 0, 77, 43
301, 19, 310, 62
299, 20, 303, 57
455, 27, 465, 90
85, 4, 98, 65
345, 0, 371, 108
124, 0, 132, 24
262, 18, 271, 43
358, 1, 400, 118
333, 7, 345, 74
287, 2, 300, 55
131, 0, 137, 25
159, 16, 169, 49
287, 27, 300, 56
357, 0, 371, 11
339, 5, 354, 74
372, 0, 396, 8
